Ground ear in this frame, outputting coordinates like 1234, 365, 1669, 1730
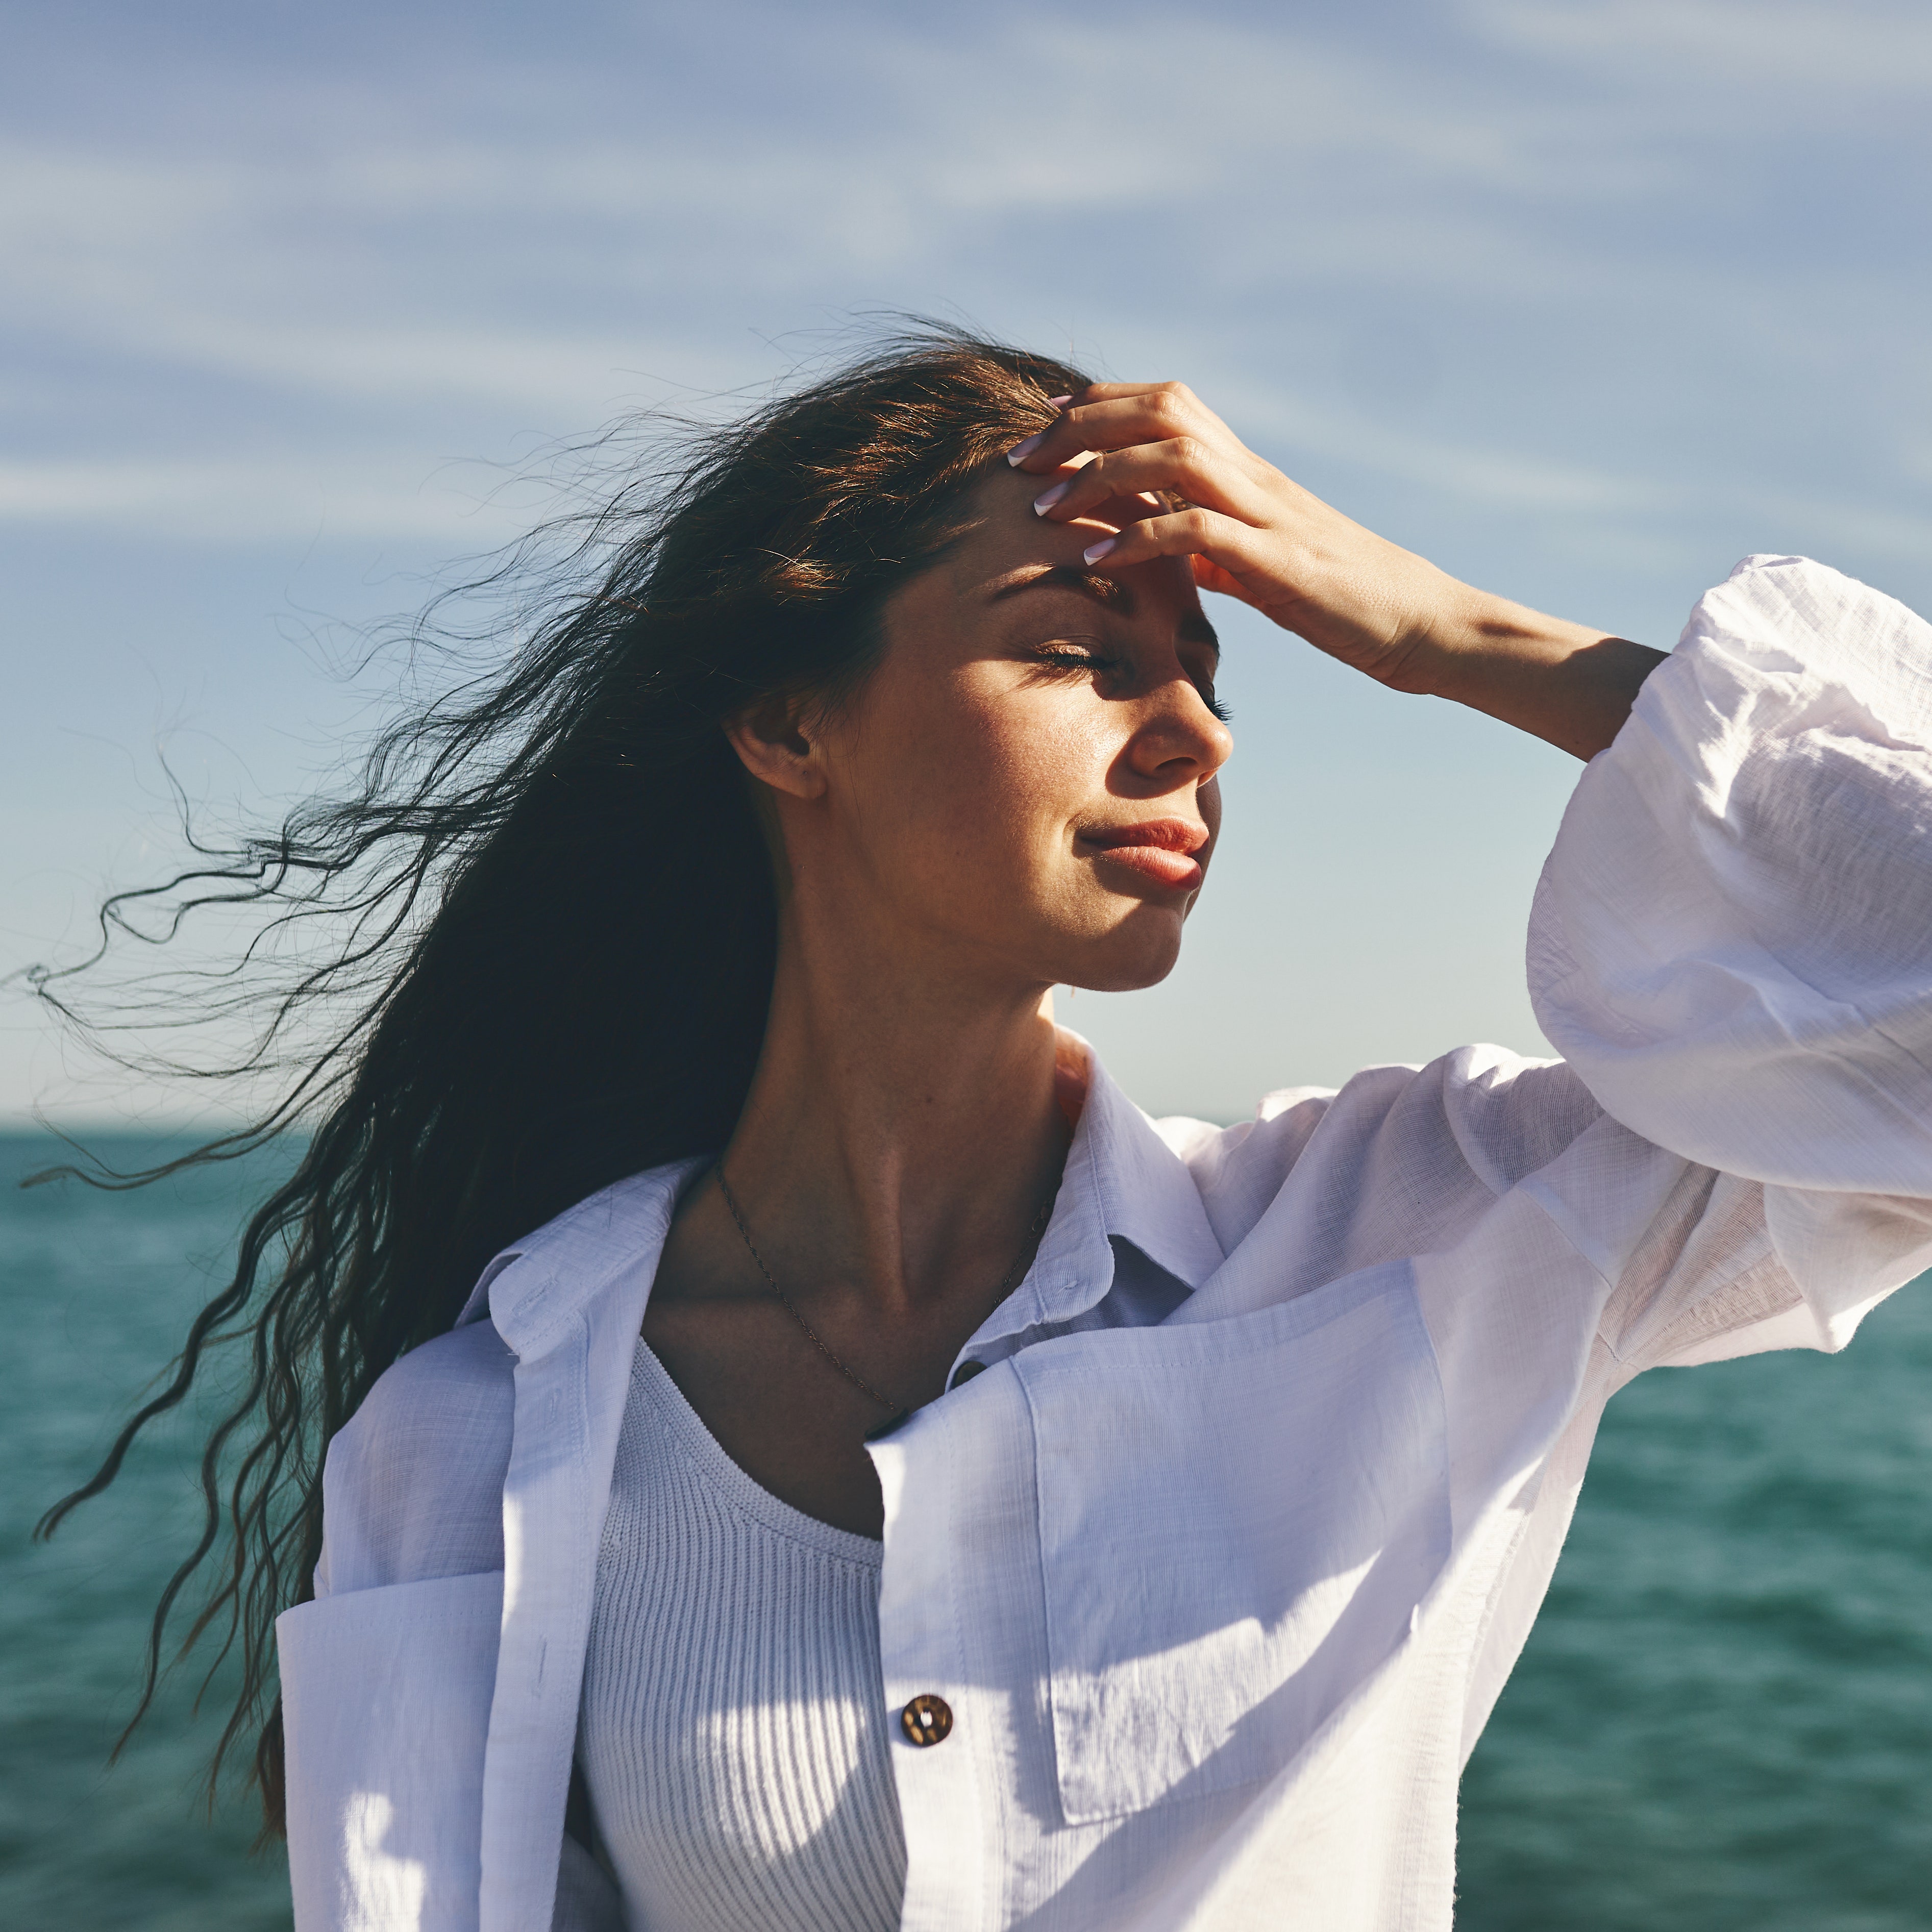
723, 690, 827, 800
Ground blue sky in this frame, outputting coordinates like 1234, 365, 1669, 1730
4, 0, 1928, 1122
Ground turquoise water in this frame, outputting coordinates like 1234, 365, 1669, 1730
4, 1133, 1928, 1928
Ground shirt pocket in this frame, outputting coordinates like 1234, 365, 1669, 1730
278, 1570, 504, 1931
1013, 1261, 1449, 1826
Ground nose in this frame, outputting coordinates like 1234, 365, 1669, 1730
1124, 677, 1233, 788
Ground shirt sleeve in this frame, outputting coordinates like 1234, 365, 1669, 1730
1527, 554, 1932, 1358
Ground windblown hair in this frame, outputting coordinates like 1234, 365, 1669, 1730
33, 325, 1089, 1830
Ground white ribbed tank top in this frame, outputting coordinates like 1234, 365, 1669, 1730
577, 1339, 907, 1932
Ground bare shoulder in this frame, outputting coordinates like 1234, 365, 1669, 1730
317, 1320, 515, 1595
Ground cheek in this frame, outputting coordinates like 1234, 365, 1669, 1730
854, 687, 1113, 885
970, 709, 1108, 839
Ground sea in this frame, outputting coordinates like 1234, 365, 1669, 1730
4, 1132, 1929, 1930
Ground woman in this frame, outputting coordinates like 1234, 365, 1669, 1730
49, 331, 1932, 1930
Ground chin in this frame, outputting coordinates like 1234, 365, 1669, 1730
1058, 925, 1187, 996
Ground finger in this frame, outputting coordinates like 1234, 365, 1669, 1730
1028, 437, 1272, 527
1008, 389, 1217, 472
1069, 380, 1212, 407
1077, 505, 1273, 585
1056, 380, 1187, 401
1006, 382, 1245, 474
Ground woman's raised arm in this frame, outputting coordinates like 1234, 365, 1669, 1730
1012, 381, 1667, 760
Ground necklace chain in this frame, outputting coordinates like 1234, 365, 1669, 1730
713, 1164, 1054, 1423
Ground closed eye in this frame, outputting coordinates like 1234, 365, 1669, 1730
1034, 643, 1122, 674
1032, 643, 1231, 723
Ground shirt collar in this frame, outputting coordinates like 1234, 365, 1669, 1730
454, 1155, 703, 1357
458, 1031, 1223, 1360
962, 1028, 1224, 1353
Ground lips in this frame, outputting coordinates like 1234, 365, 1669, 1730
1077, 819, 1210, 891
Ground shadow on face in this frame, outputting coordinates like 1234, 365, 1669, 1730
802, 461, 1236, 998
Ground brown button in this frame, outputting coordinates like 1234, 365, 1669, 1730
949, 1360, 986, 1390
901, 1694, 954, 1747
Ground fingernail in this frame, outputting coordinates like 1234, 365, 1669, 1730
1047, 394, 1073, 407
1083, 537, 1118, 565
1032, 480, 1071, 515
1006, 432, 1045, 466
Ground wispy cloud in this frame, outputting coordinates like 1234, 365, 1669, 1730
4, 1, 1924, 562
1475, 0, 1932, 101
0, 453, 536, 541
4, 0, 1928, 1118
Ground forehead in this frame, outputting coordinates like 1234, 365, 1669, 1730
926, 464, 1217, 649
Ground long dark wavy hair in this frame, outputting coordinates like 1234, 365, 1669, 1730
32, 325, 1088, 1831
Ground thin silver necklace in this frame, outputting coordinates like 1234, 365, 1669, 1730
713, 1163, 1054, 1434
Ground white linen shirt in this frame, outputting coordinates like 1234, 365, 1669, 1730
276, 556, 1932, 1932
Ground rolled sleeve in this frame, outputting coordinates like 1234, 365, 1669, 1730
1527, 555, 1932, 1358
1529, 553, 1932, 1193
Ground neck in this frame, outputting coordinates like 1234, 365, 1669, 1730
716, 914, 1075, 1319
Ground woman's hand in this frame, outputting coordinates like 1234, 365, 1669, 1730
1010, 382, 1666, 760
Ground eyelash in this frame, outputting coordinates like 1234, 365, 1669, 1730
1035, 647, 1232, 724
1036, 645, 1121, 676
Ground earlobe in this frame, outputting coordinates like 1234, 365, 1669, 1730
723, 696, 826, 801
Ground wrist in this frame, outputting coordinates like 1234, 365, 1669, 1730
1407, 584, 1668, 760
1375, 575, 1523, 702
1414, 585, 1604, 702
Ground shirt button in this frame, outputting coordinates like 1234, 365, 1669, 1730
901, 1695, 954, 1747
949, 1359, 985, 1389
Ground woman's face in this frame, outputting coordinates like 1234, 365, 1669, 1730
745, 459, 1233, 1000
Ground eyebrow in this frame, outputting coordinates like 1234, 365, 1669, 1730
991, 564, 1135, 615
989, 564, 1221, 657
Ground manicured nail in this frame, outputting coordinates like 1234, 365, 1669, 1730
1047, 394, 1073, 407
1006, 432, 1045, 466
1083, 537, 1118, 565
1032, 480, 1071, 516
